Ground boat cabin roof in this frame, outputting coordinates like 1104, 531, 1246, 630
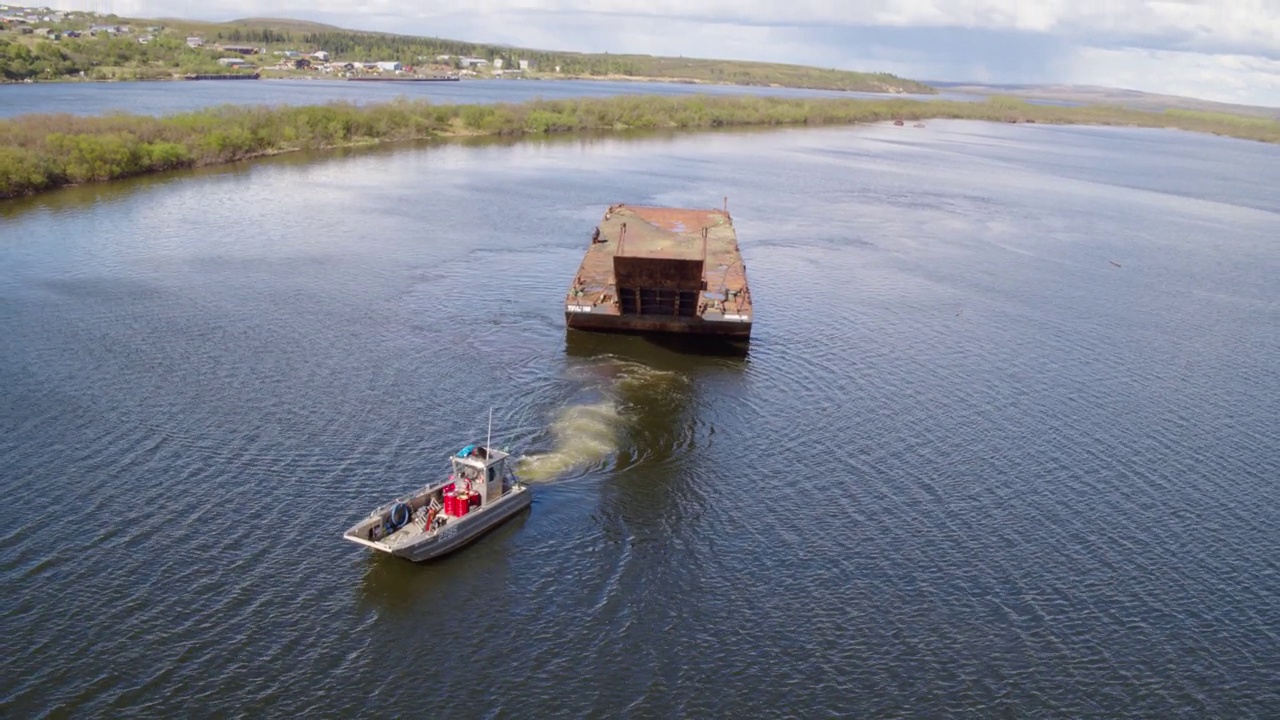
452, 444, 508, 469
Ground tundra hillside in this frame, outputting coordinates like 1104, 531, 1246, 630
0, 8, 931, 92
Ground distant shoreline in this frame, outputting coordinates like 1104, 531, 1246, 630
0, 72, 924, 94
2, 94, 1276, 200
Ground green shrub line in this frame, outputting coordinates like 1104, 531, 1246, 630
2, 94, 1277, 199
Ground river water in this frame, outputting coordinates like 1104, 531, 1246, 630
0, 77, 975, 118
1, 120, 1277, 717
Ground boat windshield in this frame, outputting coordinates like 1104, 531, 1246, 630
451, 459, 484, 483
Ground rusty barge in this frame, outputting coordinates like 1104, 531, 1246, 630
564, 204, 752, 339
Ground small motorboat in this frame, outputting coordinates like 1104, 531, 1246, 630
342, 443, 531, 562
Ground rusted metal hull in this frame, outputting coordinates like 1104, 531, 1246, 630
565, 310, 751, 337
564, 204, 753, 340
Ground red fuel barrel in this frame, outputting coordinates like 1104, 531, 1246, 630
468, 491, 481, 509
444, 492, 458, 517
455, 495, 469, 517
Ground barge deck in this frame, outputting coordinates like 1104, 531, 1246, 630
564, 204, 753, 339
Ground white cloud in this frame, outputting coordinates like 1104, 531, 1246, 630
1068, 46, 1280, 105
439, 1, 1280, 54
51, 0, 1280, 54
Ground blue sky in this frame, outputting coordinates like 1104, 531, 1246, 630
48, 1, 1280, 106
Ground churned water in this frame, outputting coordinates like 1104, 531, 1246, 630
1, 120, 1277, 717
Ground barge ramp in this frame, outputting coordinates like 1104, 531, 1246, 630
565, 204, 752, 339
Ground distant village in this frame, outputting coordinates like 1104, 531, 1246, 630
180, 35, 537, 78
1, 4, 550, 79
202, 43, 536, 78
0, 3, 68, 33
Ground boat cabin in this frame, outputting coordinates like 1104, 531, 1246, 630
450, 444, 510, 508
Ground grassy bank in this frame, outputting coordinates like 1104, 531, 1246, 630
3, 94, 1278, 199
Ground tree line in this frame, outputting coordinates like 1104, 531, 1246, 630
1, 35, 228, 81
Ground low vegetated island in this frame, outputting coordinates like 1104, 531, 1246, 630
3, 94, 1278, 199
0, 6, 930, 93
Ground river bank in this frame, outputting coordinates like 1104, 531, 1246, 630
3, 93, 1278, 199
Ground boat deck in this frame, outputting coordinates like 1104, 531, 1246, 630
366, 489, 510, 549
382, 514, 429, 547
565, 204, 752, 336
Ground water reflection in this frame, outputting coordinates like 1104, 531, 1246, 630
0, 124, 788, 223
0, 162, 250, 221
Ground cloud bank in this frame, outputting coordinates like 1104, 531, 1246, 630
48, 0, 1280, 105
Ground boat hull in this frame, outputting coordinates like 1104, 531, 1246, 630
391, 486, 531, 562
564, 310, 751, 337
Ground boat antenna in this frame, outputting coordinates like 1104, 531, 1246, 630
486, 407, 493, 456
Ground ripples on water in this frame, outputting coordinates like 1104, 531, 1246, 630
1, 120, 1277, 717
